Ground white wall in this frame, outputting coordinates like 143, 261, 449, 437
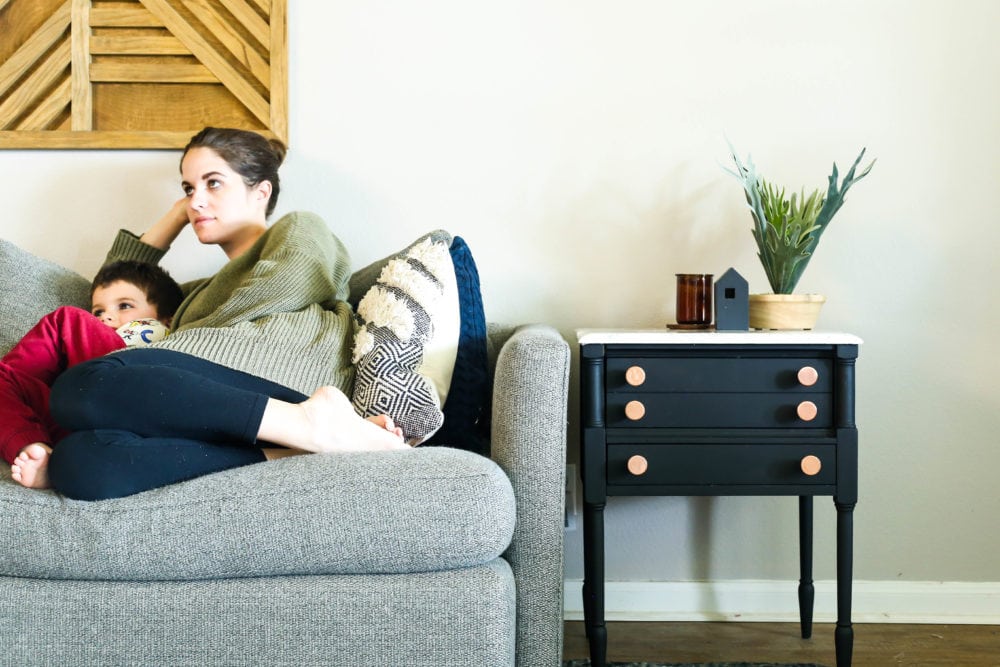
3, 0, 999, 608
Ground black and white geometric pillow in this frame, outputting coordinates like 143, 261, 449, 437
351, 233, 459, 444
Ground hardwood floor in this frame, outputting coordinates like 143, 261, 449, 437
563, 621, 1000, 666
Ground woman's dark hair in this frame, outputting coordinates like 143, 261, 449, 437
182, 127, 287, 217
92, 261, 185, 320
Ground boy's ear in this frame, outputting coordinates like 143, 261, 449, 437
161, 315, 173, 329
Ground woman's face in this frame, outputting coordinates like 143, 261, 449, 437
180, 147, 271, 258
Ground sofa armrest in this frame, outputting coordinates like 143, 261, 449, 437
490, 324, 570, 667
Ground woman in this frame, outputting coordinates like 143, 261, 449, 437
44, 128, 405, 501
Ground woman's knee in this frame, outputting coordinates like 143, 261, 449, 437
48, 433, 123, 501
49, 356, 126, 431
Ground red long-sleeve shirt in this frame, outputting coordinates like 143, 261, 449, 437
0, 306, 125, 464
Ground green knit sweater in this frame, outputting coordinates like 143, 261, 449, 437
106, 211, 356, 396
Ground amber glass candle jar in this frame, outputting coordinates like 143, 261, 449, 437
675, 274, 713, 325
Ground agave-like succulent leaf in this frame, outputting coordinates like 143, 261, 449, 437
785, 148, 876, 291
747, 176, 825, 293
727, 142, 874, 294
725, 141, 778, 288
805, 148, 875, 254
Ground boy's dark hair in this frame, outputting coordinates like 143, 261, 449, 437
92, 261, 184, 320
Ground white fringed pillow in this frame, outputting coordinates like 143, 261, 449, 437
350, 232, 460, 444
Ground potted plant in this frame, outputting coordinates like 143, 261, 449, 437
726, 142, 875, 329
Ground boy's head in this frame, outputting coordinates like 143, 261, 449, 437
91, 261, 184, 329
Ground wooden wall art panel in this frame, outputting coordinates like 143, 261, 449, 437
0, 0, 287, 148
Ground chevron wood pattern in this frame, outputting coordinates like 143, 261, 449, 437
0, 0, 286, 148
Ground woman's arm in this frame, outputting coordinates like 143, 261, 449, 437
102, 200, 207, 298
139, 197, 189, 250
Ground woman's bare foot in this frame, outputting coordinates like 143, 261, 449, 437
11, 443, 53, 489
258, 387, 408, 453
301, 387, 408, 452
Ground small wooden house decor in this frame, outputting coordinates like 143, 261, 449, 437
0, 0, 287, 149
714, 267, 749, 331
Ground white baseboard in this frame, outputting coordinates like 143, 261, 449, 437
563, 579, 1000, 624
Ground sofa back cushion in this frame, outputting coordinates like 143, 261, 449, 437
0, 239, 90, 356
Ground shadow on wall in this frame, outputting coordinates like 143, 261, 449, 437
524, 161, 753, 329
282, 153, 387, 265
10, 156, 187, 277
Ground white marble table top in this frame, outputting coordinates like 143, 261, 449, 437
576, 328, 863, 346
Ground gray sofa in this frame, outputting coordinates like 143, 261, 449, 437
0, 239, 570, 666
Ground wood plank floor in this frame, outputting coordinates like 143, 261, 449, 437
563, 621, 1000, 666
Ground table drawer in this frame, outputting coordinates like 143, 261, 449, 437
607, 392, 833, 428
608, 443, 837, 486
607, 356, 833, 394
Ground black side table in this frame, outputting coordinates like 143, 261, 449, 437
578, 329, 861, 667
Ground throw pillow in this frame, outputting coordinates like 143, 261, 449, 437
423, 236, 489, 455
350, 232, 458, 443
349, 232, 488, 452
0, 239, 91, 356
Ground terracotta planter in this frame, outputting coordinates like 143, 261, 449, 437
748, 293, 826, 330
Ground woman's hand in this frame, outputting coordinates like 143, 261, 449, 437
139, 197, 190, 250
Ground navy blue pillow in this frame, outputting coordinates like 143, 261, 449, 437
424, 236, 489, 455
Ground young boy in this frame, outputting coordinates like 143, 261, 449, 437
3, 261, 184, 489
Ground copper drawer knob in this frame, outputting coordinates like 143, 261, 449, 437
801, 455, 822, 476
798, 366, 819, 386
627, 455, 648, 476
797, 400, 818, 421
625, 365, 646, 387
624, 400, 646, 421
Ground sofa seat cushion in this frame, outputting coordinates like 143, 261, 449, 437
2, 561, 517, 667
0, 447, 514, 581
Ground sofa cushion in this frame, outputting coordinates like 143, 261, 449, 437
0, 447, 515, 581
2, 561, 517, 667
0, 239, 90, 356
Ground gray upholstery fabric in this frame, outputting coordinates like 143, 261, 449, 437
1, 560, 516, 667
0, 239, 570, 667
0, 448, 515, 580
492, 325, 571, 667
0, 239, 90, 355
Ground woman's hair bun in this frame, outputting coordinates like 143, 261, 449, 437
268, 138, 287, 167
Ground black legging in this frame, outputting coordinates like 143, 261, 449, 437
48, 348, 307, 501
